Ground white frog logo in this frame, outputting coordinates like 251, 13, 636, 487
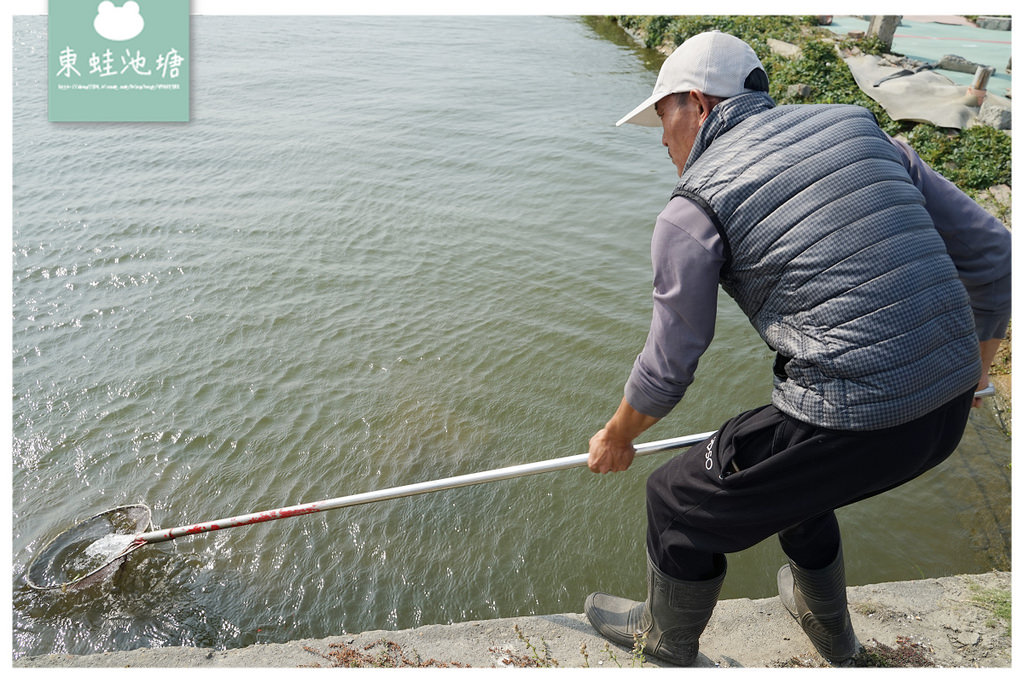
93, 1, 145, 42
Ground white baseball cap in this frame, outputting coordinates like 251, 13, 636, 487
616, 31, 768, 127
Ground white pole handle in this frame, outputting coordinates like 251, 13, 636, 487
137, 431, 717, 544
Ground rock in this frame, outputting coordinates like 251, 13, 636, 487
867, 16, 901, 51
975, 17, 1011, 31
786, 84, 813, 99
767, 38, 801, 59
937, 54, 987, 75
977, 99, 1012, 129
954, 631, 982, 646
976, 185, 1012, 213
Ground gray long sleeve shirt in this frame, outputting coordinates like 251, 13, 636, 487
624, 136, 1012, 419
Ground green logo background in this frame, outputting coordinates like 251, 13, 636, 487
49, 0, 190, 122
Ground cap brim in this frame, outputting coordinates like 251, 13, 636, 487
616, 91, 664, 127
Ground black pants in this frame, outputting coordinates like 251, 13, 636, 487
646, 388, 975, 581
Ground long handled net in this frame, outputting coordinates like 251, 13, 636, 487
21, 430, 793, 592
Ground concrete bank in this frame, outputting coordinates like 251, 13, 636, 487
15, 571, 1010, 668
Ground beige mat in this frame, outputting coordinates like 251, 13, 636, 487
844, 53, 1010, 129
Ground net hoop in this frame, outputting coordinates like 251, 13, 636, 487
26, 504, 152, 591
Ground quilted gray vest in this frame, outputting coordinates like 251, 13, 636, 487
674, 93, 980, 430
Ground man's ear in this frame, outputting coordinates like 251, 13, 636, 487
690, 90, 716, 124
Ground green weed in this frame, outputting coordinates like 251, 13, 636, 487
969, 582, 1011, 636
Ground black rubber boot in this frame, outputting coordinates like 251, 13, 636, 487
584, 554, 725, 666
777, 545, 861, 665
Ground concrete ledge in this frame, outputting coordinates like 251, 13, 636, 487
14, 571, 1010, 668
